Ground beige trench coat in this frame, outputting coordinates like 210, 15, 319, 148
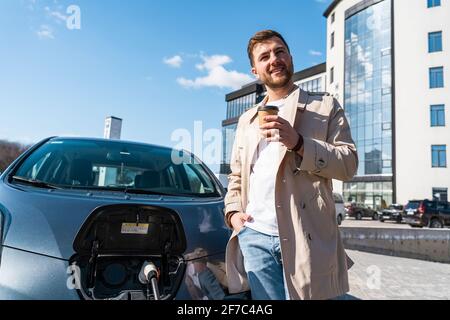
224, 87, 358, 300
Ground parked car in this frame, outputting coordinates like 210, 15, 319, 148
380, 204, 404, 223
0, 137, 243, 300
346, 202, 379, 220
333, 193, 346, 225
403, 199, 450, 228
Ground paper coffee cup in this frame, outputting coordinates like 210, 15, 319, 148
258, 105, 279, 127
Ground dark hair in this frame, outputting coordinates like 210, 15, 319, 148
247, 30, 291, 67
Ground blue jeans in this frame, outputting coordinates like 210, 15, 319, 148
237, 227, 287, 300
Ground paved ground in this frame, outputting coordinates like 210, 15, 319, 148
346, 249, 450, 300
342, 218, 419, 229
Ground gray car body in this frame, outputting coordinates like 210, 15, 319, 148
0, 137, 230, 300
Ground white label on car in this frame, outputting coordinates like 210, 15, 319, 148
407, 210, 415, 215
121, 223, 149, 235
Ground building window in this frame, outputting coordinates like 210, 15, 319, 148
344, 0, 393, 178
429, 67, 444, 88
432, 145, 447, 167
428, 31, 443, 53
433, 188, 448, 201
331, 12, 335, 24
331, 32, 335, 49
427, 0, 441, 8
431, 104, 445, 126
330, 67, 334, 84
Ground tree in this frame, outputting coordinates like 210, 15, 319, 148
0, 140, 30, 172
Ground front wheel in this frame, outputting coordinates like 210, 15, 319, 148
337, 215, 342, 226
430, 219, 443, 229
372, 213, 379, 220
355, 212, 362, 220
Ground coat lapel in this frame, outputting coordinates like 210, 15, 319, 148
275, 87, 307, 168
244, 95, 268, 172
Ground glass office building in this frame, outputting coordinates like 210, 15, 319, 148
297, 77, 324, 93
342, 0, 393, 207
226, 92, 258, 120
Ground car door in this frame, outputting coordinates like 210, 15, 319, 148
364, 205, 371, 217
436, 202, 444, 222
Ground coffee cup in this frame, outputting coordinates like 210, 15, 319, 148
257, 105, 279, 127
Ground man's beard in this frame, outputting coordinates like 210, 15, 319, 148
261, 65, 294, 89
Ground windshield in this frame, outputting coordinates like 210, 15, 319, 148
12, 139, 220, 197
405, 202, 420, 210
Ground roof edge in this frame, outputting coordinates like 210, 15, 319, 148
323, 0, 342, 18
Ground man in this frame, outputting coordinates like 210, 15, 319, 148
224, 30, 358, 300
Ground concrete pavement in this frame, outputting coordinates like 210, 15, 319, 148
346, 249, 450, 300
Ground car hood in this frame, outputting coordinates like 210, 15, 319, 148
0, 184, 229, 260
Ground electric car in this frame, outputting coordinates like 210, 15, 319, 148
0, 137, 239, 300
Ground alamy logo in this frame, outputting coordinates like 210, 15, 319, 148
66, 5, 81, 30
366, 265, 382, 290
66, 264, 82, 290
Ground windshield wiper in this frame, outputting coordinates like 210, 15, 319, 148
11, 176, 61, 190
122, 187, 175, 196
124, 188, 220, 198
68, 185, 175, 196
176, 192, 221, 198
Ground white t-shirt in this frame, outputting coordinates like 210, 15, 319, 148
244, 98, 286, 236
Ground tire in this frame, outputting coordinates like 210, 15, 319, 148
430, 219, 443, 229
372, 213, 379, 220
355, 212, 362, 220
380, 219, 385, 222
337, 215, 342, 226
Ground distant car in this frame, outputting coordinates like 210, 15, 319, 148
0, 137, 243, 300
346, 202, 379, 220
403, 199, 450, 228
380, 204, 404, 223
333, 193, 345, 225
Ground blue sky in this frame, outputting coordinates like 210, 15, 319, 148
0, 0, 332, 171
